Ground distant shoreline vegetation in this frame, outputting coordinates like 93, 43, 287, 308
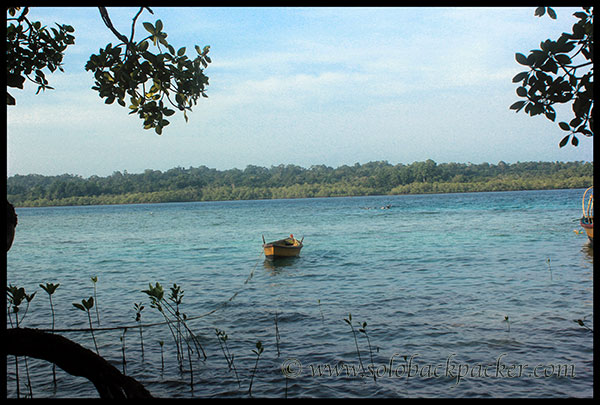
7, 160, 593, 208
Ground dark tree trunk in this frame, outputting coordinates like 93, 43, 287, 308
4, 327, 153, 398
6, 199, 17, 251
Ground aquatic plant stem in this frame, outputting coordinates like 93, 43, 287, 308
248, 341, 263, 397
275, 311, 281, 358
344, 314, 365, 376
318, 299, 325, 325
91, 276, 100, 326
215, 329, 241, 387
134, 303, 145, 359
14, 356, 20, 398
50, 294, 57, 384
40, 282, 60, 385
359, 322, 376, 382
87, 309, 100, 355
187, 334, 194, 393
24, 357, 33, 398
159, 341, 165, 372
121, 328, 127, 374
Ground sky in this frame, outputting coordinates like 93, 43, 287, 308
6, 6, 594, 178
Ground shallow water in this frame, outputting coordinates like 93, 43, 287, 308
6, 189, 594, 398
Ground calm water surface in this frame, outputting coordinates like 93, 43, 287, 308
6, 189, 594, 398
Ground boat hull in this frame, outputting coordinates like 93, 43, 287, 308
580, 219, 593, 243
263, 237, 303, 259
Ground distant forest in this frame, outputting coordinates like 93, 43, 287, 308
7, 160, 594, 207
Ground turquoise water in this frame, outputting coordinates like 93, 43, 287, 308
6, 189, 594, 398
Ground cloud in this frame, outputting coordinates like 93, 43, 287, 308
7, 7, 593, 177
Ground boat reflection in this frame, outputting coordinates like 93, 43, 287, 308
263, 256, 300, 273
581, 243, 593, 262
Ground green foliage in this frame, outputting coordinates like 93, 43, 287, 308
90, 276, 100, 326
134, 302, 145, 357
73, 296, 99, 354
574, 318, 593, 332
39, 282, 60, 296
215, 328, 241, 386
142, 282, 165, 311
252, 341, 264, 357
6, 7, 210, 134
248, 341, 264, 397
503, 315, 511, 333
7, 285, 36, 309
142, 281, 206, 368
73, 297, 94, 312
85, 9, 211, 134
6, 7, 75, 104
511, 7, 594, 147
169, 283, 184, 308
134, 302, 145, 322
6, 160, 594, 207
7, 285, 36, 327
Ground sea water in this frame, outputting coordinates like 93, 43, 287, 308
6, 189, 594, 398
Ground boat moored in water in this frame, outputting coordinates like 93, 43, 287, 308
580, 186, 593, 244
262, 234, 303, 259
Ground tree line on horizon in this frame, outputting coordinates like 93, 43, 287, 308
6, 159, 593, 207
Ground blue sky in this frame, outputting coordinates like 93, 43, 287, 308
7, 6, 593, 177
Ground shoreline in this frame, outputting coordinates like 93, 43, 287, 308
8, 160, 593, 208
10, 184, 591, 209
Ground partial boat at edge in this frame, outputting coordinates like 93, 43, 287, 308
580, 186, 593, 244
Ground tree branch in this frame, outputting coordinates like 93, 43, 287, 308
4, 328, 153, 398
130, 7, 152, 45
98, 7, 129, 46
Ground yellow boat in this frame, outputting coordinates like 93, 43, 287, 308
262, 234, 303, 259
580, 186, 593, 244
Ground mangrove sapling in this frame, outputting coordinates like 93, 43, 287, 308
39, 283, 60, 331
143, 282, 207, 371
121, 328, 128, 374
215, 328, 241, 387
7, 285, 36, 328
7, 285, 36, 399
165, 283, 206, 368
40, 282, 60, 385
343, 313, 365, 376
134, 302, 145, 358
72, 297, 100, 355
165, 284, 207, 363
91, 276, 100, 326
159, 340, 165, 372
574, 318, 593, 332
187, 338, 194, 393
358, 321, 376, 382
504, 315, 511, 333
248, 341, 264, 397
169, 284, 185, 363
143, 283, 182, 367
23, 357, 33, 398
